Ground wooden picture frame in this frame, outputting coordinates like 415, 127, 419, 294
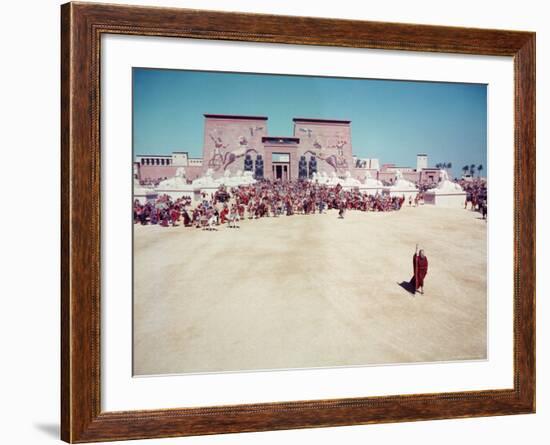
61, 2, 535, 442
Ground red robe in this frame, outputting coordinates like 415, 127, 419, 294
182, 210, 191, 226
220, 207, 229, 224
411, 254, 428, 290
170, 209, 180, 223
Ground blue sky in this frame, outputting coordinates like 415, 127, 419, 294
133, 68, 487, 177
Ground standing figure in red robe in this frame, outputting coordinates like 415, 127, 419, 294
411, 248, 428, 294
219, 205, 229, 224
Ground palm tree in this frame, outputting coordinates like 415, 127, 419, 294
462, 165, 469, 176
469, 164, 476, 176
436, 162, 452, 170
477, 164, 483, 177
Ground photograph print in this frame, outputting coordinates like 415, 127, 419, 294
132, 68, 488, 376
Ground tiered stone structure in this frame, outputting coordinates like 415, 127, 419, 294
199, 115, 354, 181
292, 118, 354, 178
202, 114, 269, 177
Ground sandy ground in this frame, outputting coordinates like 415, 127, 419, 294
133, 205, 487, 376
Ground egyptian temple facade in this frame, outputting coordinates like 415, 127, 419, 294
135, 114, 444, 184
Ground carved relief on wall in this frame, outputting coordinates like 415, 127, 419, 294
249, 125, 264, 136
302, 130, 350, 174
298, 127, 313, 138
206, 126, 260, 172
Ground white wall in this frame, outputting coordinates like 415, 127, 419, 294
417, 155, 428, 170
172, 152, 189, 166
1, 1, 546, 444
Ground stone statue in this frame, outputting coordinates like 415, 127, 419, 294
298, 156, 308, 180
386, 169, 417, 191
242, 171, 255, 184
255, 155, 264, 179
341, 171, 361, 186
175, 167, 186, 178
214, 169, 257, 186
360, 170, 383, 194
435, 169, 463, 192
156, 166, 188, 189
192, 168, 217, 187
243, 154, 254, 172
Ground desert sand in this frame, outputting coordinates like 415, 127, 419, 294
133, 205, 487, 375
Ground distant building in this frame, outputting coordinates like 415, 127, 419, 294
378, 156, 443, 185
416, 153, 428, 171
200, 114, 355, 181
137, 114, 356, 182
134, 114, 444, 185
135, 154, 173, 166
135, 152, 203, 182
419, 168, 444, 184
171, 152, 188, 166
354, 157, 380, 170
379, 164, 419, 184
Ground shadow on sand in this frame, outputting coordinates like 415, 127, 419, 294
397, 280, 415, 295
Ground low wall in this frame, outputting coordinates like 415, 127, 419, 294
383, 187, 419, 201
138, 165, 177, 181
185, 166, 204, 181
378, 171, 420, 184
138, 165, 203, 182
139, 186, 223, 204
424, 192, 466, 208
352, 168, 379, 181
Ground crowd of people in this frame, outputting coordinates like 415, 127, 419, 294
414, 178, 488, 220
138, 177, 169, 187
133, 180, 409, 229
461, 179, 488, 219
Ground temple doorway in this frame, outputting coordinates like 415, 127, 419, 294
271, 152, 291, 181
272, 163, 289, 181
